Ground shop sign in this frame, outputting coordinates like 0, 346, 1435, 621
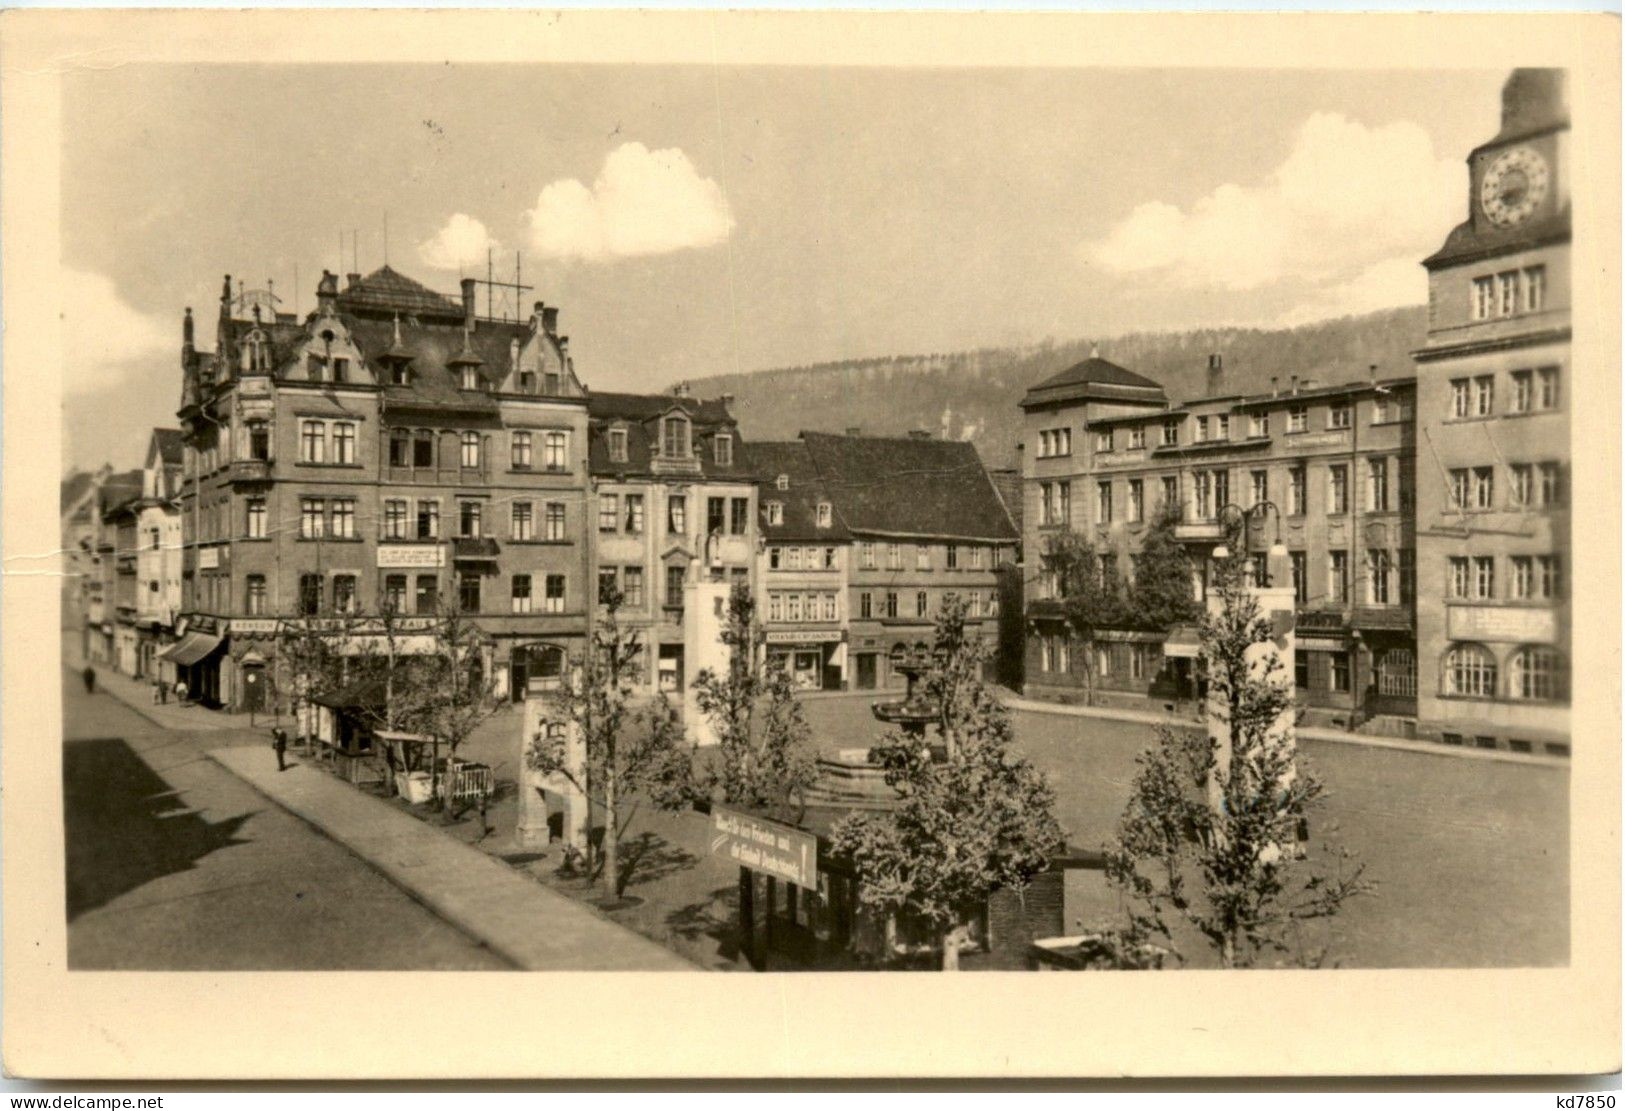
764, 628, 843, 644
1447, 605, 1557, 644
1095, 452, 1149, 469
232, 619, 279, 635
197, 547, 220, 570
709, 807, 817, 888
377, 544, 445, 569
1285, 431, 1349, 450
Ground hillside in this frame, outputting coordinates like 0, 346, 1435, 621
692, 306, 1429, 469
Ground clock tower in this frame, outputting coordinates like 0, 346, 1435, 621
1412, 69, 1572, 755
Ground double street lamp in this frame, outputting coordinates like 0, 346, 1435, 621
1210, 501, 1287, 587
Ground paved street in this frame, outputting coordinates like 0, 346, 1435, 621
63, 668, 509, 970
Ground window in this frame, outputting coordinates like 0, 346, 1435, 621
416, 500, 439, 540
946, 544, 959, 570
1449, 557, 1470, 598
1057, 481, 1071, 526
1127, 480, 1144, 524
300, 498, 325, 539
1160, 419, 1180, 446
1129, 644, 1145, 681
766, 501, 784, 526
1097, 482, 1113, 524
885, 591, 899, 618
1537, 367, 1560, 410
246, 498, 266, 539
624, 494, 644, 534
817, 502, 832, 529
825, 547, 838, 569
1328, 466, 1348, 515
1399, 548, 1415, 604
714, 434, 733, 466
707, 497, 725, 535
1498, 270, 1520, 316
1214, 414, 1230, 441
383, 574, 407, 614
545, 502, 566, 541
1194, 416, 1209, 443
1511, 370, 1533, 414
416, 575, 438, 614
1287, 406, 1307, 434
1249, 411, 1269, 438
245, 575, 266, 615
1094, 429, 1111, 453
1449, 468, 1470, 510
413, 435, 434, 468
1451, 379, 1471, 419
512, 501, 534, 541
1367, 549, 1391, 604
389, 433, 410, 467
1474, 375, 1494, 417
859, 591, 872, 619
1160, 476, 1178, 511
1329, 652, 1350, 693
916, 545, 931, 571
623, 566, 644, 607
915, 591, 928, 618
968, 592, 982, 618
460, 366, 480, 391
1538, 461, 1564, 506
662, 415, 690, 458
1511, 555, 1534, 599
298, 573, 322, 615
599, 494, 619, 533
860, 542, 876, 570
543, 431, 568, 471
1524, 265, 1546, 312
665, 565, 685, 607
887, 543, 903, 571
667, 495, 686, 535
300, 421, 325, 463
511, 574, 533, 613
330, 499, 355, 539
512, 431, 532, 469
1127, 426, 1146, 450
247, 421, 270, 461
1473, 467, 1495, 510
1472, 276, 1495, 320
1510, 647, 1565, 701
1446, 643, 1497, 697
458, 572, 481, 614
459, 501, 483, 538
379, 499, 407, 540
332, 574, 356, 614
608, 427, 628, 463
1290, 551, 1308, 605
786, 548, 802, 571
1473, 555, 1495, 599
333, 423, 356, 464
545, 574, 566, 613
1368, 458, 1388, 512
1328, 403, 1351, 430
768, 547, 782, 570
1250, 470, 1269, 509
775, 474, 789, 492
968, 545, 982, 570
460, 431, 480, 469
1509, 463, 1533, 507
1328, 550, 1348, 603
1539, 555, 1562, 599
768, 592, 784, 622
1039, 482, 1055, 526
1193, 472, 1214, 520
731, 498, 749, 535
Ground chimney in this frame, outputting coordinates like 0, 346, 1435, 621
1290, 374, 1299, 395
1369, 362, 1379, 383
908, 429, 931, 440
1205, 352, 1224, 397
220, 274, 232, 308
345, 272, 360, 290
460, 278, 477, 328
719, 393, 735, 414
542, 306, 560, 336
1270, 375, 1278, 398
315, 270, 338, 313
672, 382, 691, 398
182, 307, 194, 348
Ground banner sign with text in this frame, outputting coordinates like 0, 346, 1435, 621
709, 807, 817, 888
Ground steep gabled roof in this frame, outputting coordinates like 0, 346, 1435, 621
588, 392, 734, 424
799, 432, 1016, 542
334, 265, 465, 320
150, 428, 184, 466
586, 392, 750, 481
745, 441, 853, 542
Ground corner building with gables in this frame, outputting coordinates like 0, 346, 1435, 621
174, 266, 593, 710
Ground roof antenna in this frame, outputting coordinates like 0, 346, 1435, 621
352, 228, 359, 275
383, 212, 389, 266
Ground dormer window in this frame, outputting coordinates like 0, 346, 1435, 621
662, 415, 690, 458
767, 501, 784, 526
391, 364, 410, 386
608, 427, 628, 464
713, 433, 733, 466
776, 474, 789, 491
519, 371, 536, 393
544, 371, 560, 395
332, 357, 349, 384
817, 502, 832, 528
461, 366, 481, 391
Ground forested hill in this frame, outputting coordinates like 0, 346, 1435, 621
691, 306, 1429, 470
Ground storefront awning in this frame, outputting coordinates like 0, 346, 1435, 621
1161, 627, 1203, 659
160, 631, 224, 667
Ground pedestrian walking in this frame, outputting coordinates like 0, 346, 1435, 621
175, 679, 188, 704
272, 726, 289, 772
158, 679, 169, 705
151, 680, 161, 705
82, 666, 96, 695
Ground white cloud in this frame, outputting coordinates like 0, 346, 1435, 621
1273, 255, 1427, 328
1084, 112, 1459, 293
417, 213, 497, 272
62, 268, 175, 397
526, 142, 734, 262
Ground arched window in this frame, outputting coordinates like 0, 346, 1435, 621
888, 643, 907, 667
1376, 647, 1417, 698
1444, 642, 1498, 698
1509, 646, 1566, 701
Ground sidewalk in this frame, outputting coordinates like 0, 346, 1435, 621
999, 692, 1569, 768
65, 655, 267, 735
207, 745, 697, 972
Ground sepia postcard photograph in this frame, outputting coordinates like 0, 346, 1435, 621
1, 8, 1618, 1082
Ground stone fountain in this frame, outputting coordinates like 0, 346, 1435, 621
802, 648, 943, 809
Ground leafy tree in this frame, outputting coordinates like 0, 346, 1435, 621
1128, 501, 1200, 631
833, 595, 1064, 970
1105, 563, 1372, 968
1039, 530, 1129, 704
527, 591, 696, 899
753, 665, 820, 824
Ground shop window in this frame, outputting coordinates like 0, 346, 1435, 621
1444, 642, 1497, 698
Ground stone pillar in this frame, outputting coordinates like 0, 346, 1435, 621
517, 692, 589, 852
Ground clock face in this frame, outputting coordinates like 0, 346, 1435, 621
1480, 145, 1551, 228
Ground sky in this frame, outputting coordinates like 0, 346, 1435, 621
60, 64, 1505, 471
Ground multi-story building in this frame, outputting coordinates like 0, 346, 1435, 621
133, 428, 185, 680
586, 388, 758, 696
759, 431, 1015, 691
61, 464, 112, 656
1019, 353, 1419, 727
748, 440, 853, 690
84, 469, 142, 667
173, 266, 593, 710
1413, 68, 1571, 755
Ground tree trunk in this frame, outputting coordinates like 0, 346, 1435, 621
940, 922, 964, 972
602, 765, 618, 898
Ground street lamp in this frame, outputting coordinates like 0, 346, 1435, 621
1209, 501, 1287, 586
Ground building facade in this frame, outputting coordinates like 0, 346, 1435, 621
1019, 354, 1420, 728
133, 429, 185, 680
174, 266, 594, 710
1413, 68, 1571, 755
85, 470, 142, 668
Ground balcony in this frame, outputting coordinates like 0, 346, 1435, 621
452, 536, 500, 562
227, 458, 273, 484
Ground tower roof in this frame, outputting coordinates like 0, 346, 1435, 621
334, 265, 465, 320
1020, 354, 1168, 409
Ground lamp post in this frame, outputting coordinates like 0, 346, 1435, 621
1210, 501, 1287, 587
